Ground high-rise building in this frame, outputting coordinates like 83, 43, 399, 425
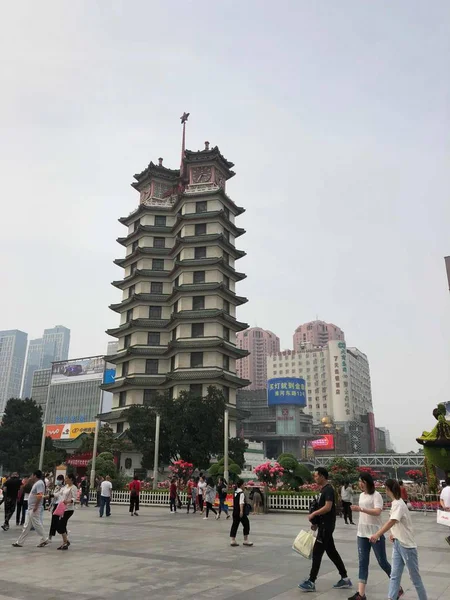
106, 341, 119, 356
21, 325, 70, 398
267, 340, 373, 424
0, 330, 28, 413
30, 368, 51, 413
101, 125, 249, 433
293, 320, 345, 351
236, 328, 280, 390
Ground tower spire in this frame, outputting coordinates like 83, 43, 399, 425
180, 112, 189, 178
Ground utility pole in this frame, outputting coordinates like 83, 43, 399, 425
224, 409, 229, 483
152, 413, 161, 490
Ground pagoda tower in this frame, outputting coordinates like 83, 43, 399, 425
102, 117, 249, 434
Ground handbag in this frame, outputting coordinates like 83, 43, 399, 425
53, 501, 66, 517
437, 509, 450, 527
292, 529, 316, 559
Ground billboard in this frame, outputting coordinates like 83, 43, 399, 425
45, 422, 96, 440
51, 356, 104, 385
267, 378, 307, 406
311, 434, 335, 451
103, 368, 116, 384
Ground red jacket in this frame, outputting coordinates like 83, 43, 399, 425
129, 480, 141, 493
169, 483, 177, 499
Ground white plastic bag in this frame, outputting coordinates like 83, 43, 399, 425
292, 529, 316, 559
437, 509, 450, 527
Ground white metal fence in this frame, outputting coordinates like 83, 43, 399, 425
89, 490, 314, 511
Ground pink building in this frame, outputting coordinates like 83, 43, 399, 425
293, 320, 345, 350
236, 328, 280, 390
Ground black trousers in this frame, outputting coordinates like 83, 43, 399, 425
342, 501, 353, 524
309, 528, 348, 583
130, 494, 139, 513
169, 498, 176, 512
186, 497, 195, 513
16, 500, 27, 525
206, 501, 217, 517
3, 497, 17, 525
56, 510, 73, 535
49, 508, 60, 537
230, 514, 250, 537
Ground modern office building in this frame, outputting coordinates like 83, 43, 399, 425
22, 325, 70, 398
236, 328, 280, 390
293, 320, 345, 351
31, 368, 51, 413
101, 126, 249, 433
267, 340, 373, 424
0, 330, 28, 413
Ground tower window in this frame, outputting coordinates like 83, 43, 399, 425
195, 247, 207, 259
190, 384, 202, 396
193, 271, 205, 284
145, 359, 158, 375
192, 296, 205, 310
155, 215, 166, 226
195, 223, 207, 236
196, 201, 207, 213
154, 237, 165, 248
148, 332, 160, 346
119, 392, 127, 407
151, 282, 163, 294
152, 259, 164, 271
190, 352, 203, 368
192, 323, 204, 338
149, 306, 162, 319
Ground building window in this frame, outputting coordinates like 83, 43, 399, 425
146, 359, 158, 374
192, 323, 204, 338
133, 220, 140, 232
192, 296, 205, 310
223, 300, 230, 314
148, 332, 160, 346
132, 241, 138, 252
121, 361, 129, 377
191, 352, 203, 368
117, 422, 124, 434
124, 334, 131, 349
195, 223, 207, 236
223, 275, 230, 289
190, 383, 202, 396
149, 306, 162, 319
172, 328, 177, 341
196, 201, 207, 213
223, 327, 230, 342
119, 392, 127, 407
151, 282, 163, 294
223, 386, 230, 401
154, 237, 165, 248
223, 355, 230, 371
128, 285, 135, 298
152, 258, 164, 271
195, 246, 207, 259
223, 251, 230, 264
155, 215, 166, 226
223, 207, 230, 220
274, 371, 277, 375
193, 271, 205, 284
130, 263, 137, 275
144, 389, 159, 405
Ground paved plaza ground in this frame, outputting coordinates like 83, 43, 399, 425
0, 505, 448, 600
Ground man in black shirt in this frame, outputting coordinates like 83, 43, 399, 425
299, 467, 352, 592
1, 473, 22, 531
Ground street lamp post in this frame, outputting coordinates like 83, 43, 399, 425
152, 413, 161, 490
38, 373, 53, 471
224, 409, 229, 484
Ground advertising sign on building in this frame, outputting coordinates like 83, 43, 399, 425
45, 422, 96, 440
267, 377, 307, 406
311, 434, 335, 451
51, 356, 104, 385
276, 406, 297, 435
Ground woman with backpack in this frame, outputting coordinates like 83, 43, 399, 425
230, 479, 253, 547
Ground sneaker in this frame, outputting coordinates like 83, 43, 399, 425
130, 513, 134, 516
37, 539, 50, 548
298, 580, 316, 592
12, 543, 23, 547
226, 514, 231, 519
215, 515, 220, 520
1, 524, 9, 531
134, 512, 139, 516
334, 579, 353, 589
348, 594, 365, 600
397, 587, 404, 600
203, 516, 209, 520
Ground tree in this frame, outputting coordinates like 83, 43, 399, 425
87, 452, 117, 479
227, 438, 248, 468
0, 398, 45, 473
277, 453, 312, 490
25, 437, 67, 474
326, 457, 360, 487
209, 457, 242, 483
79, 423, 131, 455
124, 386, 227, 471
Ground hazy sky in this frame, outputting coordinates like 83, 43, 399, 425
1, 1, 449, 452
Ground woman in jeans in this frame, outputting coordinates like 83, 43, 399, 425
56, 473, 78, 550
370, 479, 427, 600
349, 472, 401, 600
203, 478, 218, 520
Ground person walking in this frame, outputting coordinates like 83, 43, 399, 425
349, 472, 402, 600
252, 487, 263, 516
190, 478, 198, 514
48, 474, 65, 542
95, 475, 103, 507
12, 470, 49, 548
80, 477, 90, 507
169, 478, 177, 513
129, 475, 141, 516
217, 477, 230, 519
230, 478, 253, 546
55, 473, 78, 550
204, 478, 218, 520
197, 475, 206, 514
341, 481, 355, 525
439, 476, 450, 546
99, 475, 112, 518
370, 479, 428, 600
1, 472, 22, 531
298, 467, 352, 592
186, 478, 194, 514
15, 479, 26, 527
